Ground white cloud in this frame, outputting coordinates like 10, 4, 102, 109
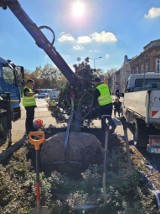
77, 31, 117, 44
58, 33, 75, 42
73, 44, 84, 50
77, 36, 92, 44
145, 7, 160, 19
91, 31, 118, 43
58, 31, 117, 49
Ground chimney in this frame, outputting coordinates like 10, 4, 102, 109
124, 55, 128, 63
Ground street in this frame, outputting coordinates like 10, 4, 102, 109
11, 98, 133, 143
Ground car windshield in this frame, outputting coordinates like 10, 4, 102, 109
135, 78, 160, 90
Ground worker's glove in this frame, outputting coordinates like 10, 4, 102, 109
34, 89, 39, 94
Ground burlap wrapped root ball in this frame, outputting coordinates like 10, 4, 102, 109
40, 132, 103, 173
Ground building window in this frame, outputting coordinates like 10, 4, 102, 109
141, 64, 144, 71
156, 58, 160, 73
145, 62, 148, 71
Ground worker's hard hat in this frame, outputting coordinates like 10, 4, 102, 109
94, 77, 101, 82
33, 119, 43, 129
93, 77, 101, 83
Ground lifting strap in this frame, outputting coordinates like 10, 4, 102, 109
64, 96, 74, 150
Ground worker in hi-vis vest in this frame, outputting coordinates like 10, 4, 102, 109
22, 79, 37, 136
92, 77, 116, 134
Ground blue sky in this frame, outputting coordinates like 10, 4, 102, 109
0, 0, 160, 73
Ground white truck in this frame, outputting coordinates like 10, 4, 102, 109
122, 72, 160, 153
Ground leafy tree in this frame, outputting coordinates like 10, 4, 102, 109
29, 64, 66, 90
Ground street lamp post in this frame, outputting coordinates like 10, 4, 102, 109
89, 56, 102, 69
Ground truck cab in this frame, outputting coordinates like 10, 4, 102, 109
0, 56, 24, 145
125, 72, 160, 92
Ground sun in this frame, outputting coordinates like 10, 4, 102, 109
72, 1, 85, 18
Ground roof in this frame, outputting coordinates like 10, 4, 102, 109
0, 57, 7, 64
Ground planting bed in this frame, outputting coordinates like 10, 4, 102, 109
0, 126, 160, 213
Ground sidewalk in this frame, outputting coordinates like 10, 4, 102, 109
11, 99, 64, 143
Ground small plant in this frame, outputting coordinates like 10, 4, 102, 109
1, 131, 160, 214
0, 147, 52, 213
81, 164, 103, 193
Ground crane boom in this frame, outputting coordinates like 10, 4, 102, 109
0, 0, 79, 85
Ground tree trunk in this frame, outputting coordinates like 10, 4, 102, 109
72, 107, 82, 132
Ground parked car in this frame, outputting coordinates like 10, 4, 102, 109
36, 93, 47, 99
46, 91, 59, 110
49, 91, 59, 100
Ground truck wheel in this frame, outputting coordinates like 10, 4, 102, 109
133, 119, 148, 148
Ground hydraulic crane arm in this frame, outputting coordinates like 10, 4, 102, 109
0, 0, 79, 86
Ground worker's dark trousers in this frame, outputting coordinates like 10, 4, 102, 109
114, 108, 121, 117
101, 115, 115, 131
25, 106, 35, 134
99, 103, 116, 131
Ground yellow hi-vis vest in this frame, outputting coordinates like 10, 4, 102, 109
96, 83, 112, 106
22, 86, 36, 107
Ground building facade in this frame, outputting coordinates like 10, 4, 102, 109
109, 39, 160, 93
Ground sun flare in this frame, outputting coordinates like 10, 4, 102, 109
72, 1, 85, 18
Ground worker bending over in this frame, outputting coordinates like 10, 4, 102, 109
92, 77, 116, 133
